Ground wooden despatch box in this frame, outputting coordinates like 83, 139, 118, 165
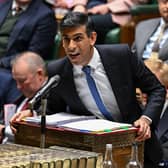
14, 121, 144, 168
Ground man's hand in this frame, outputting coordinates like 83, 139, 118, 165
0, 124, 5, 143
10, 110, 32, 134
134, 116, 151, 141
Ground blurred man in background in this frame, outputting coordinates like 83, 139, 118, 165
0, 51, 49, 143
72, 0, 149, 44
132, 0, 168, 62
0, 0, 57, 69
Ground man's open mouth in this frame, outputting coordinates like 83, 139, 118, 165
69, 53, 80, 58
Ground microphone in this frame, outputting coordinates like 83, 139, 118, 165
29, 74, 60, 105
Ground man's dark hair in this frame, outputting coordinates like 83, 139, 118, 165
60, 12, 95, 36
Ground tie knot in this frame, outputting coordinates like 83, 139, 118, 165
82, 66, 91, 75
151, 23, 168, 52
162, 23, 168, 32
13, 5, 22, 15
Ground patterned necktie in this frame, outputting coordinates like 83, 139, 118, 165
152, 24, 168, 52
82, 66, 114, 120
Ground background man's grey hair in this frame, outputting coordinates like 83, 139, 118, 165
11, 52, 48, 76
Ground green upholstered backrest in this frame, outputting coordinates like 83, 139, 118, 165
151, 0, 157, 4
104, 28, 120, 44
51, 33, 61, 60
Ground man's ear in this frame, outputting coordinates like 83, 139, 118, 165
90, 31, 97, 46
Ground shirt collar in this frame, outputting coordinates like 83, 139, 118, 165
12, 0, 29, 11
73, 47, 101, 75
160, 18, 167, 29
88, 47, 100, 70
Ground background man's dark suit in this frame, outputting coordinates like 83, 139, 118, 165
0, 0, 57, 69
132, 18, 168, 62
0, 68, 21, 124
47, 44, 166, 167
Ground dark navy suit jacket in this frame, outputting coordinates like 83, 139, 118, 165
47, 44, 166, 166
0, 68, 21, 123
0, 0, 57, 68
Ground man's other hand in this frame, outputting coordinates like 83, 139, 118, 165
0, 124, 5, 143
10, 110, 32, 134
134, 116, 151, 142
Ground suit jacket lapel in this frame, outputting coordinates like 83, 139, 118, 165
96, 45, 126, 119
140, 20, 160, 57
7, 0, 39, 50
0, 0, 12, 27
62, 59, 91, 114
61, 60, 77, 98
96, 46, 120, 85
60, 58, 87, 113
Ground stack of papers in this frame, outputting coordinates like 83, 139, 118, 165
24, 112, 96, 126
24, 113, 133, 133
60, 119, 132, 133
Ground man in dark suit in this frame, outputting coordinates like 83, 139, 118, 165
11, 12, 166, 168
0, 0, 57, 69
132, 0, 168, 62
0, 68, 21, 143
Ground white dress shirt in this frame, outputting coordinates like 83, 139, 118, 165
12, 0, 28, 16
73, 47, 122, 121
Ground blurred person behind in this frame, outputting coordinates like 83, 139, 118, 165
0, 0, 57, 69
72, 0, 150, 44
132, 0, 168, 62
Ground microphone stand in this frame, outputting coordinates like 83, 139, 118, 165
28, 87, 49, 149
29, 98, 47, 149
40, 98, 47, 148
28, 75, 60, 148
